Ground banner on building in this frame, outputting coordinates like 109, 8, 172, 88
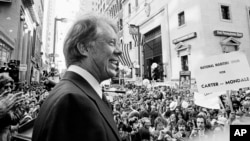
179, 71, 191, 90
194, 51, 250, 94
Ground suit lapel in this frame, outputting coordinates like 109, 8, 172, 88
62, 71, 120, 140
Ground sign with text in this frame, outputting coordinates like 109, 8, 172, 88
172, 32, 197, 44
194, 52, 250, 94
214, 30, 243, 38
194, 92, 221, 109
230, 125, 250, 141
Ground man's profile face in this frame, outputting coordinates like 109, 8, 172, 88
197, 117, 205, 130
89, 22, 122, 81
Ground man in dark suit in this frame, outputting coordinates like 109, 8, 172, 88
32, 13, 122, 141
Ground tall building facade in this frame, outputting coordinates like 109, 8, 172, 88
0, 0, 44, 83
79, 0, 97, 13
167, 0, 250, 82
42, 0, 79, 77
41, 0, 56, 71
89, 0, 250, 83
121, 0, 250, 83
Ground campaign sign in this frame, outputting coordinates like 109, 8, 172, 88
194, 52, 250, 94
230, 125, 250, 141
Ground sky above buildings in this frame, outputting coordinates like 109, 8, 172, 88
44, 0, 95, 72
53, 0, 80, 71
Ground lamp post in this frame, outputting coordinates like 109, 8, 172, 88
53, 17, 67, 63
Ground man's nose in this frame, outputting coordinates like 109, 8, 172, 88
115, 45, 123, 56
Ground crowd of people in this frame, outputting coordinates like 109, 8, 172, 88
1, 13, 250, 141
1, 73, 250, 141
1, 74, 250, 141
105, 83, 250, 141
0, 73, 49, 141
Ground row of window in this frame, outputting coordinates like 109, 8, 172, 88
117, 18, 123, 31
127, 0, 139, 16
108, 3, 121, 18
178, 4, 233, 27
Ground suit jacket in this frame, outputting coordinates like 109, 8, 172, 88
32, 71, 121, 141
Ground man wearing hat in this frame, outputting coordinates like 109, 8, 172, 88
169, 101, 178, 111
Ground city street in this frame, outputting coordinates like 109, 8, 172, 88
1, 0, 250, 141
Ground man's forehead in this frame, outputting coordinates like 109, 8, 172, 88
197, 118, 204, 122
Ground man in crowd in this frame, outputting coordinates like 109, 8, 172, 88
173, 119, 190, 141
134, 118, 151, 141
32, 13, 122, 141
0, 74, 25, 141
190, 115, 211, 139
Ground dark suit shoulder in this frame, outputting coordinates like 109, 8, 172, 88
32, 80, 106, 141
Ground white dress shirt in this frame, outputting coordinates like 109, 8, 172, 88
67, 65, 102, 99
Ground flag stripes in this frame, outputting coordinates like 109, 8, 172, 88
118, 43, 133, 68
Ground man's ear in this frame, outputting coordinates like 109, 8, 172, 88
77, 43, 88, 56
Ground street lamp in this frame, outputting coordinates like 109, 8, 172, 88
53, 17, 67, 63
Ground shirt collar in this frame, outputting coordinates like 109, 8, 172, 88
67, 65, 102, 99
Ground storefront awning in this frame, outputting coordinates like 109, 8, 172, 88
118, 43, 133, 68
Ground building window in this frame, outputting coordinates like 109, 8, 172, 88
128, 3, 131, 15
129, 41, 132, 50
117, 4, 119, 13
135, 0, 138, 7
220, 4, 231, 21
119, 18, 123, 30
248, 8, 250, 19
111, 7, 113, 17
181, 55, 189, 71
178, 11, 185, 26
117, 21, 119, 31
220, 37, 240, 53
119, 0, 122, 10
